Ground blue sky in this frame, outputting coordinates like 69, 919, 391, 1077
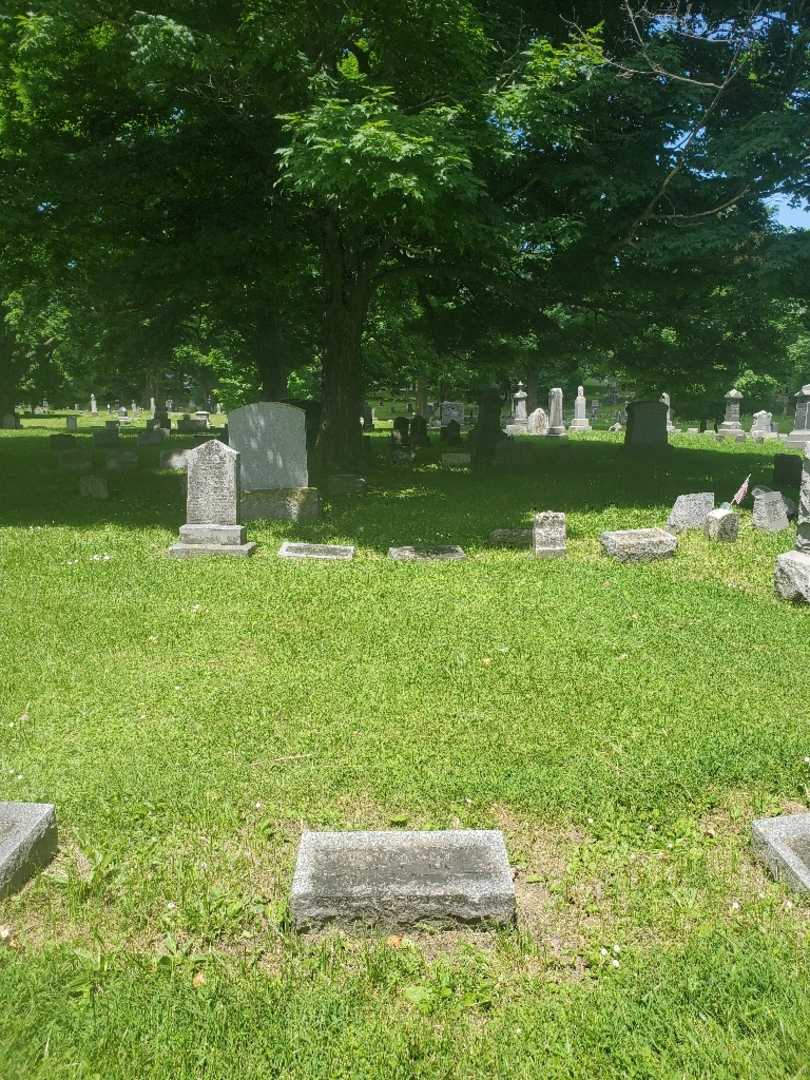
769, 194, 810, 229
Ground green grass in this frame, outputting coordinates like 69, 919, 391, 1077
2, 416, 809, 1078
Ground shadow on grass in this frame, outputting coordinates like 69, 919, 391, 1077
0, 431, 787, 549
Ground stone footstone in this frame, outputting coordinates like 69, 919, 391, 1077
752, 814, 810, 893
667, 492, 714, 533
752, 490, 790, 532
79, 475, 109, 499
242, 488, 320, 523
600, 528, 678, 563
704, 508, 739, 542
533, 511, 566, 558
774, 550, 810, 602
291, 829, 515, 931
488, 527, 533, 548
279, 542, 355, 561
0, 802, 58, 898
441, 453, 471, 467
388, 545, 466, 561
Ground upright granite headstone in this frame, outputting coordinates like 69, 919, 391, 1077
547, 388, 567, 437
705, 507, 739, 541
168, 440, 255, 557
66, 415, 78, 432
718, 388, 745, 438
624, 400, 668, 448
569, 386, 591, 432
786, 385, 810, 448
228, 402, 318, 522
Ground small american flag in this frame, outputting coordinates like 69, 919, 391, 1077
731, 474, 751, 506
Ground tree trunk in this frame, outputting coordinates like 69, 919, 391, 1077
415, 377, 428, 417
525, 369, 538, 414
315, 219, 382, 474
253, 310, 290, 400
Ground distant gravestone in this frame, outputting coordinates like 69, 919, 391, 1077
168, 440, 255, 558
66, 415, 78, 432
471, 386, 503, 464
569, 386, 591, 432
533, 511, 566, 558
504, 383, 528, 436
666, 492, 714, 533
90, 394, 97, 414
290, 829, 515, 930
527, 407, 548, 435
361, 402, 374, 432
440, 401, 465, 428
624, 400, 668, 448
0, 802, 58, 898
79, 475, 109, 499
786, 385, 810, 448
443, 419, 462, 445
409, 415, 429, 447
751, 410, 778, 440
547, 388, 567, 437
705, 507, 739, 541
600, 528, 678, 562
718, 388, 745, 438
774, 444, 810, 602
753, 490, 790, 532
388, 545, 466, 561
104, 420, 119, 433
137, 428, 166, 447
660, 391, 676, 433
93, 429, 119, 448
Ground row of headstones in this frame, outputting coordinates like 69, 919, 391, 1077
4, 802, 808, 925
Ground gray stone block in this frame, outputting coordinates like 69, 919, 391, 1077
79, 475, 109, 499
242, 488, 320, 523
774, 550, 810, 602
441, 453, 471, 467
0, 802, 58, 898
388, 545, 466, 561
704, 507, 739, 542
178, 523, 247, 546
488, 528, 533, 548
752, 490, 790, 532
291, 829, 515, 931
600, 527, 678, 562
752, 814, 810, 893
533, 511, 566, 558
168, 540, 256, 559
278, 542, 355, 561
667, 492, 714, 533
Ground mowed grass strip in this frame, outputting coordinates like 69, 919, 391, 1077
1, 420, 808, 1078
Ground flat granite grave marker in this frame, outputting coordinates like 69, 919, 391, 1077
278, 541, 355, 561
667, 492, 714, 533
533, 511, 566, 558
388, 545, 466, 561
600, 527, 678, 562
752, 814, 810, 893
0, 802, 58, 898
168, 440, 256, 558
291, 829, 515, 930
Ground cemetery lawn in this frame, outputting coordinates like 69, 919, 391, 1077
2, 418, 810, 1079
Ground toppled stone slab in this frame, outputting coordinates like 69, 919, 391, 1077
667, 492, 714, 533
533, 511, 566, 558
488, 527, 533, 548
0, 802, 58, 898
441, 453, 471, 468
291, 829, 515, 931
753, 490, 790, 533
704, 507, 739, 542
774, 550, 810, 602
278, 542, 355, 561
388, 545, 466, 561
600, 527, 678, 563
242, 488, 320, 523
752, 813, 810, 893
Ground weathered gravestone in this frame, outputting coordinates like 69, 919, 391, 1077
752, 814, 810, 893
168, 440, 256, 558
290, 829, 515, 930
440, 401, 465, 429
774, 443, 810, 601
527, 407, 548, 435
65, 415, 78, 432
569, 386, 591, 432
504, 383, 528, 436
278, 542, 355, 561
546, 388, 567, 438
624, 400, 668, 448
667, 492, 714, 533
0, 802, 58, 898
90, 394, 97, 414
409, 415, 429, 447
533, 511, 566, 558
704, 507, 739, 542
600, 527, 678, 562
786, 385, 810, 448
228, 402, 319, 522
388, 545, 466, 561
751, 410, 778, 440
79, 475, 109, 499
718, 387, 745, 438
753, 490, 790, 532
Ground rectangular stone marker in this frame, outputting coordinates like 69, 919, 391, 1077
441, 453, 471, 467
291, 829, 515, 930
600, 527, 678, 562
168, 440, 256, 558
488, 527, 533, 548
278, 541, 355, 561
752, 814, 810, 894
79, 475, 109, 499
388, 545, 466, 561
0, 802, 58, 898
704, 507, 739, 541
624, 400, 668, 447
533, 511, 566, 558
667, 492, 714, 533
228, 402, 309, 491
66, 415, 78, 432
752, 490, 790, 532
